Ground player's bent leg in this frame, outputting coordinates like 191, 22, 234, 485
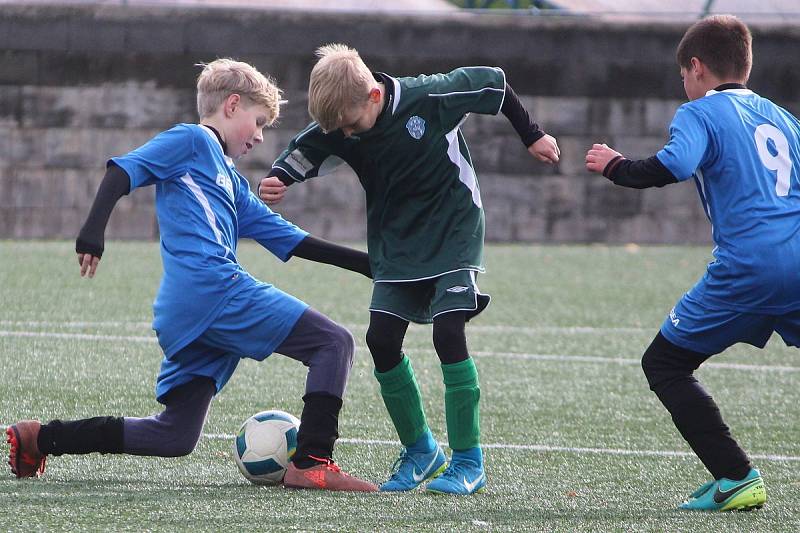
642, 332, 752, 482
380, 430, 447, 492
679, 468, 766, 511
124, 377, 215, 457
275, 311, 376, 491
7, 420, 46, 478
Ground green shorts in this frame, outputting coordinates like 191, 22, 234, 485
370, 270, 491, 324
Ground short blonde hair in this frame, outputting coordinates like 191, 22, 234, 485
308, 44, 373, 132
196, 58, 283, 124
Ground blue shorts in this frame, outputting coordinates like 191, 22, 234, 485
155, 282, 308, 404
660, 291, 800, 355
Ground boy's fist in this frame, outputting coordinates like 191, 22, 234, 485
585, 144, 622, 174
529, 134, 560, 164
259, 175, 287, 205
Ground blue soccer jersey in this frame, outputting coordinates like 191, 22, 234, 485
656, 89, 800, 312
112, 124, 308, 356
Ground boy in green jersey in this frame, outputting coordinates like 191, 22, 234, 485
260, 44, 559, 494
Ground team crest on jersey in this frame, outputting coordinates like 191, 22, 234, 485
216, 172, 234, 198
406, 116, 426, 140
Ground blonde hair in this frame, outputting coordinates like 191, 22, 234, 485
308, 44, 374, 132
196, 58, 283, 123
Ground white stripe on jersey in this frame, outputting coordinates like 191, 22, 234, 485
428, 87, 504, 99
390, 76, 402, 115
180, 173, 230, 255
445, 120, 482, 209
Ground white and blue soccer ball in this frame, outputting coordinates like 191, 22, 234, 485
233, 410, 300, 485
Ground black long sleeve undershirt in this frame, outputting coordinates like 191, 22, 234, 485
291, 235, 372, 279
603, 155, 679, 189
501, 83, 544, 147
75, 163, 131, 258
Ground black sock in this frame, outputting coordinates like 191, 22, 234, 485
292, 393, 342, 469
37, 416, 124, 456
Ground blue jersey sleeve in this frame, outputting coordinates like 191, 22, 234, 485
110, 125, 194, 191
656, 105, 711, 181
234, 174, 308, 261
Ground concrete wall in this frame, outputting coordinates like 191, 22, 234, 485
2, 4, 800, 243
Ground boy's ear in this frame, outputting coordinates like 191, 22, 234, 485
224, 93, 241, 117
689, 57, 704, 78
368, 87, 381, 103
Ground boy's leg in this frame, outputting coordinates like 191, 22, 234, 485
123, 377, 215, 456
426, 311, 485, 495
273, 307, 376, 491
642, 332, 752, 481
366, 310, 446, 491
7, 377, 214, 478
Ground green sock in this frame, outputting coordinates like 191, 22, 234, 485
374, 354, 429, 446
442, 358, 481, 451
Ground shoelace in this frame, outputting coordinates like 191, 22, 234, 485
439, 458, 477, 481
308, 455, 344, 474
387, 448, 423, 481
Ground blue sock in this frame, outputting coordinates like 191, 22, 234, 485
452, 446, 483, 466
408, 429, 437, 453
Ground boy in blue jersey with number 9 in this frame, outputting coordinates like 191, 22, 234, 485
586, 15, 800, 511
7, 59, 377, 491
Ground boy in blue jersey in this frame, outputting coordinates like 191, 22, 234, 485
6, 59, 377, 491
586, 15, 800, 511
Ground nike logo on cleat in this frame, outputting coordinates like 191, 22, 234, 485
412, 453, 441, 483
713, 478, 761, 503
463, 473, 485, 493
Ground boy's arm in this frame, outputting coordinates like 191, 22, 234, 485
501, 83, 560, 164
585, 144, 678, 188
259, 124, 344, 205
75, 163, 131, 277
290, 235, 371, 279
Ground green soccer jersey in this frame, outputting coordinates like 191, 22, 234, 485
273, 67, 506, 282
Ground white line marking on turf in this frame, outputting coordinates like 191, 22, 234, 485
2, 425, 795, 462
2, 329, 799, 374
0, 320, 651, 335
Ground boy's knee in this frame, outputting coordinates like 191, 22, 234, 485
365, 325, 400, 356
328, 323, 355, 366
163, 431, 202, 457
641, 332, 706, 392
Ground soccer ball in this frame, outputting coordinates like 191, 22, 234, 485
233, 410, 300, 485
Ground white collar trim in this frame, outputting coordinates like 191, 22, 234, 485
705, 88, 753, 97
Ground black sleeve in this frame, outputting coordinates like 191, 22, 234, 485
501, 83, 544, 148
603, 155, 679, 189
290, 235, 372, 279
270, 166, 295, 186
75, 163, 131, 258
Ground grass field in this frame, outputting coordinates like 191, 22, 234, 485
1, 241, 798, 531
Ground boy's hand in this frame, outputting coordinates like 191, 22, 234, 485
259, 175, 287, 205
78, 253, 101, 278
528, 134, 560, 164
585, 144, 623, 174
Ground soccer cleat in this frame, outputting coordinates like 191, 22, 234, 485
7, 420, 47, 479
283, 455, 377, 492
426, 447, 485, 495
679, 468, 766, 511
380, 442, 447, 492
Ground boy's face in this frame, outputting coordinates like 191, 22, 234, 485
339, 88, 383, 138
226, 96, 271, 159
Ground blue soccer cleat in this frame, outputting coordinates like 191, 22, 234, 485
380, 431, 447, 492
426, 446, 485, 495
679, 468, 766, 511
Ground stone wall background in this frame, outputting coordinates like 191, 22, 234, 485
2, 4, 800, 243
